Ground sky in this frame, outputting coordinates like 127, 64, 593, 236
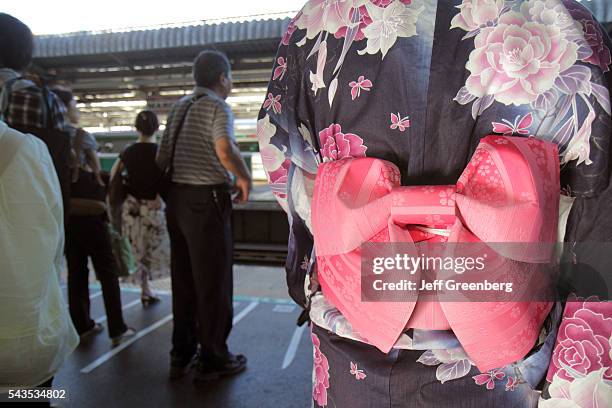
3, 0, 307, 35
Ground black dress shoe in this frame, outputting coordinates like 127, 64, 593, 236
169, 353, 197, 379
194, 353, 247, 382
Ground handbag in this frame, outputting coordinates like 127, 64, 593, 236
158, 93, 206, 199
70, 170, 107, 215
108, 223, 136, 277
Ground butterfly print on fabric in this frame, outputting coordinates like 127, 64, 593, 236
263, 93, 282, 114
492, 113, 533, 136
350, 361, 367, 380
390, 113, 411, 132
273, 56, 288, 81
349, 76, 373, 100
472, 369, 506, 390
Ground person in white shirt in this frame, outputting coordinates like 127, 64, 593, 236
0, 121, 78, 398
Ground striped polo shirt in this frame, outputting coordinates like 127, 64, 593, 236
158, 87, 235, 185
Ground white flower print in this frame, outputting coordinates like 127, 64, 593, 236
358, 0, 424, 59
417, 348, 474, 384
310, 40, 328, 95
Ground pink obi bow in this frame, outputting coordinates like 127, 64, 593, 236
311, 136, 560, 371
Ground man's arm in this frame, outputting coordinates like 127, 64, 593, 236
215, 136, 251, 203
212, 102, 251, 203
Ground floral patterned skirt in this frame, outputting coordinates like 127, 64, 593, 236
310, 302, 562, 408
121, 195, 170, 287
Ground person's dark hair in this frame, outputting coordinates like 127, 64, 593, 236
0, 14, 34, 71
135, 110, 159, 136
51, 88, 74, 107
193, 50, 231, 88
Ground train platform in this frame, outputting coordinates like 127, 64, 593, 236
53, 265, 312, 408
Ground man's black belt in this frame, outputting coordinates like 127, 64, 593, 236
170, 182, 231, 192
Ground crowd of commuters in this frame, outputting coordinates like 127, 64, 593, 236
0, 12, 252, 400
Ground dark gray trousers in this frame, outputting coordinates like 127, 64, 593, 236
165, 183, 234, 362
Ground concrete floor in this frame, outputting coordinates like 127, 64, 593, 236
52, 265, 312, 408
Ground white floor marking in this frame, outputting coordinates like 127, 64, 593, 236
272, 304, 296, 313
232, 301, 258, 325
80, 314, 173, 374
282, 324, 307, 370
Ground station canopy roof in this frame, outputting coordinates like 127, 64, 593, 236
32, 13, 293, 134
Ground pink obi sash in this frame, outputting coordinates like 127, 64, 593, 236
311, 136, 560, 371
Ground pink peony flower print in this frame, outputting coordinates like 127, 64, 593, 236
521, 0, 579, 32
273, 57, 287, 81
464, 11, 578, 106
540, 369, 612, 408
473, 369, 505, 390
548, 295, 612, 382
450, 0, 505, 32
580, 18, 612, 72
296, 0, 354, 39
312, 333, 330, 407
263, 93, 282, 114
319, 124, 367, 162
349, 76, 373, 100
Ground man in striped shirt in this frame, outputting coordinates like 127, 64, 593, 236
157, 50, 252, 383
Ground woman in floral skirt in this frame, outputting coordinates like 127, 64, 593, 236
111, 111, 170, 305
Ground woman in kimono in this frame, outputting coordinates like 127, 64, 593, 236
258, 0, 611, 406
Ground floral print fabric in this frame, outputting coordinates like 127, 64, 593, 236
121, 195, 171, 288
310, 323, 545, 407
542, 296, 612, 407
258, 0, 611, 405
